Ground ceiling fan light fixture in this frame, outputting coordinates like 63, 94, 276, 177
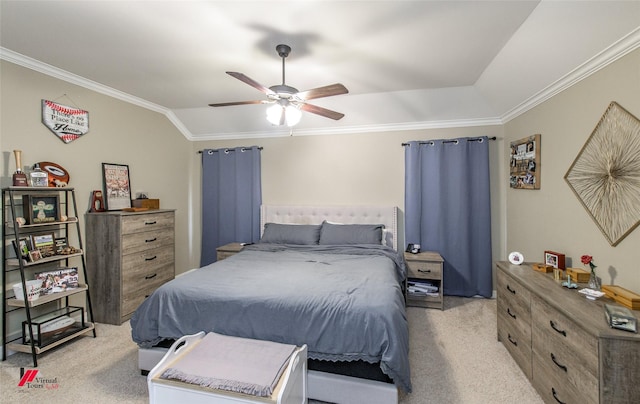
266, 102, 301, 127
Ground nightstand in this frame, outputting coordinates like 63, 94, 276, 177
216, 242, 244, 261
404, 251, 444, 310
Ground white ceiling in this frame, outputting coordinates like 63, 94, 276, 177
1, 1, 639, 140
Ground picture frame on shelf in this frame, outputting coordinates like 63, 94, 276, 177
544, 250, 566, 269
102, 163, 132, 210
30, 232, 56, 258
12, 237, 31, 262
22, 194, 60, 224
55, 237, 67, 254
29, 250, 42, 262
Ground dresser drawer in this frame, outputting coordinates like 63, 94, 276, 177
497, 313, 532, 379
532, 352, 597, 404
122, 247, 174, 282
406, 261, 442, 279
497, 270, 531, 323
122, 282, 165, 319
122, 227, 174, 255
531, 295, 598, 401
121, 212, 174, 235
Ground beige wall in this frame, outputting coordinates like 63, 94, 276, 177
0, 61, 192, 322
504, 48, 640, 293
190, 126, 506, 272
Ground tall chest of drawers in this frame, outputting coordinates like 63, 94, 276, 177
86, 210, 175, 325
496, 261, 640, 404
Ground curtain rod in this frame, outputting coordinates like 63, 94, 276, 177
401, 136, 496, 146
198, 146, 263, 154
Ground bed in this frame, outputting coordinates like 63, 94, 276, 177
133, 205, 410, 404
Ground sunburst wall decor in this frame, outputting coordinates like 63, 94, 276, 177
565, 102, 640, 246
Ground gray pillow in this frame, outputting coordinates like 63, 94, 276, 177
260, 223, 321, 245
319, 221, 384, 245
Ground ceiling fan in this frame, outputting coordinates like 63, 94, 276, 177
208, 44, 348, 126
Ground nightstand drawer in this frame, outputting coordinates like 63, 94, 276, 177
406, 261, 442, 279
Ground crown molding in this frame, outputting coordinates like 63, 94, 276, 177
501, 27, 640, 123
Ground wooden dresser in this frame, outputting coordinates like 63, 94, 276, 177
86, 209, 175, 325
496, 261, 640, 404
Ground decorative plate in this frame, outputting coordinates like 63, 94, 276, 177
508, 252, 524, 265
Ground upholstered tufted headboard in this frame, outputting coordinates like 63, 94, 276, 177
260, 205, 398, 251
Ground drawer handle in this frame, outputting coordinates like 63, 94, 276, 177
418, 269, 432, 274
145, 256, 157, 261
507, 333, 517, 347
145, 237, 157, 243
145, 273, 157, 280
507, 308, 517, 319
145, 221, 157, 225
506, 285, 516, 294
550, 320, 567, 337
550, 353, 567, 372
552, 387, 566, 404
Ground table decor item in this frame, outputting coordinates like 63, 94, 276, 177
544, 250, 565, 269
12, 150, 28, 186
604, 304, 637, 333
567, 267, 590, 283
508, 251, 524, 265
581, 254, 600, 290
601, 285, 640, 310
102, 163, 132, 210
578, 288, 605, 300
29, 163, 49, 187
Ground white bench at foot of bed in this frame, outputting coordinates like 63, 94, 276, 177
147, 333, 307, 404
140, 347, 398, 404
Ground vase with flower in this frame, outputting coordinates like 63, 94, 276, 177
581, 254, 601, 290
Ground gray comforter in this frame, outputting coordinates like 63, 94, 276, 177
130, 244, 411, 392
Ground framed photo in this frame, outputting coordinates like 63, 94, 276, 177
12, 238, 31, 261
544, 250, 566, 269
510, 134, 541, 190
29, 250, 42, 262
22, 194, 60, 224
102, 163, 132, 210
31, 232, 56, 258
55, 237, 68, 254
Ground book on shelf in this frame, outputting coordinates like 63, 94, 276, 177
408, 279, 439, 296
35, 267, 79, 295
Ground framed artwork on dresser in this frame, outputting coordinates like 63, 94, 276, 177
102, 163, 132, 210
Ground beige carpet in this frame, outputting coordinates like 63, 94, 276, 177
0, 297, 542, 403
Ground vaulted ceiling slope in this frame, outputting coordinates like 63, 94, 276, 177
1, 1, 639, 140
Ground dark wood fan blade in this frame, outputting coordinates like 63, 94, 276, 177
226, 72, 275, 95
208, 100, 265, 107
299, 103, 345, 120
297, 83, 348, 100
